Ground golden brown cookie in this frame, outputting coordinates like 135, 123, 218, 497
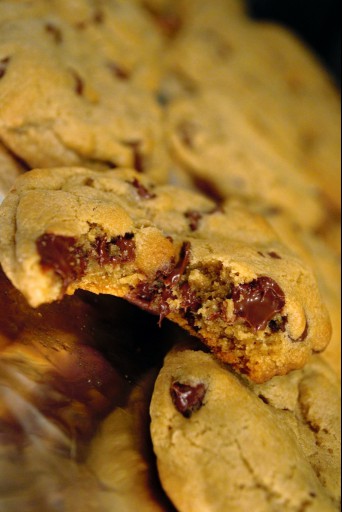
0, 0, 168, 182
162, 12, 341, 212
0, 167, 331, 382
150, 345, 341, 512
165, 91, 328, 232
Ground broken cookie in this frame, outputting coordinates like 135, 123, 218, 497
0, 167, 331, 382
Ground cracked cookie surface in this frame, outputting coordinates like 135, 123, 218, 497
150, 346, 341, 512
0, 167, 331, 382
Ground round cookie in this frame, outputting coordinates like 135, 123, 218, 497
0, 0, 168, 182
150, 346, 341, 512
0, 166, 331, 382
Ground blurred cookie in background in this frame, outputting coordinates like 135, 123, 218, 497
0, 141, 25, 203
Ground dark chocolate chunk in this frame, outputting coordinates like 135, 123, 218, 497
0, 56, 10, 79
268, 251, 282, 259
180, 283, 201, 312
268, 316, 287, 333
130, 178, 156, 199
170, 381, 206, 418
70, 69, 84, 96
164, 241, 191, 286
127, 242, 191, 324
232, 276, 285, 331
191, 176, 225, 205
95, 233, 135, 266
124, 141, 145, 173
290, 321, 309, 342
36, 234, 87, 292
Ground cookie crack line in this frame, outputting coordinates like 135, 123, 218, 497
0, 167, 331, 382
235, 438, 286, 505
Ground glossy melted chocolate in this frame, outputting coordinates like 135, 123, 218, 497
231, 276, 285, 331
36, 234, 87, 292
170, 381, 206, 418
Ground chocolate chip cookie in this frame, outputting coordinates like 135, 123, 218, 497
0, 0, 169, 182
0, 167, 331, 382
150, 346, 341, 511
165, 91, 328, 232
162, 11, 341, 211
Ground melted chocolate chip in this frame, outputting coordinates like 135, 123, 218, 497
107, 61, 130, 80
192, 176, 225, 205
70, 69, 84, 95
164, 241, 191, 286
232, 276, 285, 331
127, 242, 192, 324
130, 178, 156, 199
170, 381, 206, 418
291, 321, 309, 342
180, 283, 201, 312
0, 56, 10, 79
268, 251, 282, 259
44, 23, 62, 43
36, 234, 87, 292
125, 141, 145, 173
95, 233, 135, 266
185, 210, 202, 231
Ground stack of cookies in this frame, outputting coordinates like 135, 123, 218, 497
0, 1, 340, 511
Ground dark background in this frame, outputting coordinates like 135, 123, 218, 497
247, 0, 341, 85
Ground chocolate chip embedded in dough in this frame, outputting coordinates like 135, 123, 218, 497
129, 178, 156, 199
170, 381, 206, 418
232, 276, 285, 331
95, 233, 136, 266
36, 234, 88, 292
